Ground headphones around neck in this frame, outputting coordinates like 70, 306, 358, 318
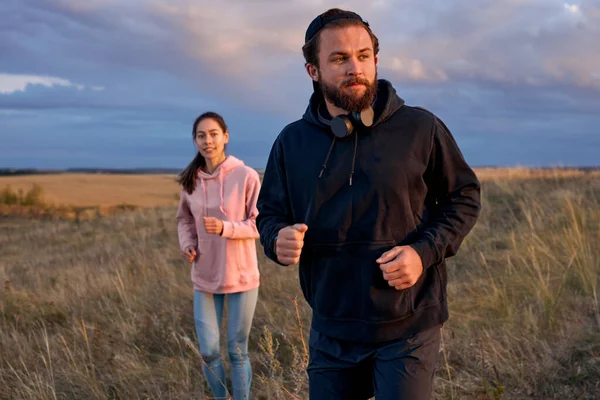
317, 105, 375, 138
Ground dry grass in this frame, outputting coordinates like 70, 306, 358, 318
474, 167, 600, 181
0, 174, 181, 221
0, 169, 599, 399
0, 174, 180, 207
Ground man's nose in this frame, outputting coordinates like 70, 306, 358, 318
347, 56, 363, 76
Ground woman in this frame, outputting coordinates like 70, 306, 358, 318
176, 111, 261, 400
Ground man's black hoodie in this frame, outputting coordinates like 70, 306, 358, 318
256, 79, 481, 342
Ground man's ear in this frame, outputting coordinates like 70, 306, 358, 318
305, 63, 319, 82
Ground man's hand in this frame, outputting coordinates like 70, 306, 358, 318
203, 217, 224, 235
183, 247, 197, 263
276, 223, 308, 265
376, 246, 423, 290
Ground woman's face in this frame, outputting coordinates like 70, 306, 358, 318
195, 118, 229, 161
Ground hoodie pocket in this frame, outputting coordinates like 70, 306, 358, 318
410, 262, 443, 314
303, 241, 414, 322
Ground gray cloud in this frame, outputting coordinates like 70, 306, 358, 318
1, 0, 598, 168
4, 0, 598, 109
377, 1, 600, 88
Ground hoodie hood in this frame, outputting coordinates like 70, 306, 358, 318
302, 78, 405, 131
196, 155, 244, 215
301, 79, 405, 185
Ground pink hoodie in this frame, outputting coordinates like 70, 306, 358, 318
176, 155, 261, 294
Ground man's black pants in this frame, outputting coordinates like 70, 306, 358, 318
307, 325, 442, 400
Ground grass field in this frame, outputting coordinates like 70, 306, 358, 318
0, 174, 180, 207
0, 169, 599, 399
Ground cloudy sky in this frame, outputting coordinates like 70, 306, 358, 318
1, 0, 599, 169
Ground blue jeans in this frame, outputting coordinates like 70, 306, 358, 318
193, 288, 258, 400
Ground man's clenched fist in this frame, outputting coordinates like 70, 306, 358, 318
376, 245, 424, 290
276, 223, 308, 265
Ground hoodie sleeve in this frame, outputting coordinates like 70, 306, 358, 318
176, 188, 198, 252
256, 136, 294, 266
221, 169, 261, 240
409, 116, 481, 270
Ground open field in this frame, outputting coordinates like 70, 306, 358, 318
0, 169, 599, 399
0, 174, 180, 208
1, 168, 599, 208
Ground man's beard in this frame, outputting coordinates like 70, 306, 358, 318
318, 73, 378, 113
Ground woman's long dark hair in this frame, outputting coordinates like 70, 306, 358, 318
177, 112, 228, 194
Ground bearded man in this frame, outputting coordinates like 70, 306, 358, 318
256, 8, 482, 399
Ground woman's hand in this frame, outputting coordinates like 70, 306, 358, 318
203, 217, 224, 235
183, 247, 197, 263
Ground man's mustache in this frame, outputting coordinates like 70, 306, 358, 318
343, 78, 370, 87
